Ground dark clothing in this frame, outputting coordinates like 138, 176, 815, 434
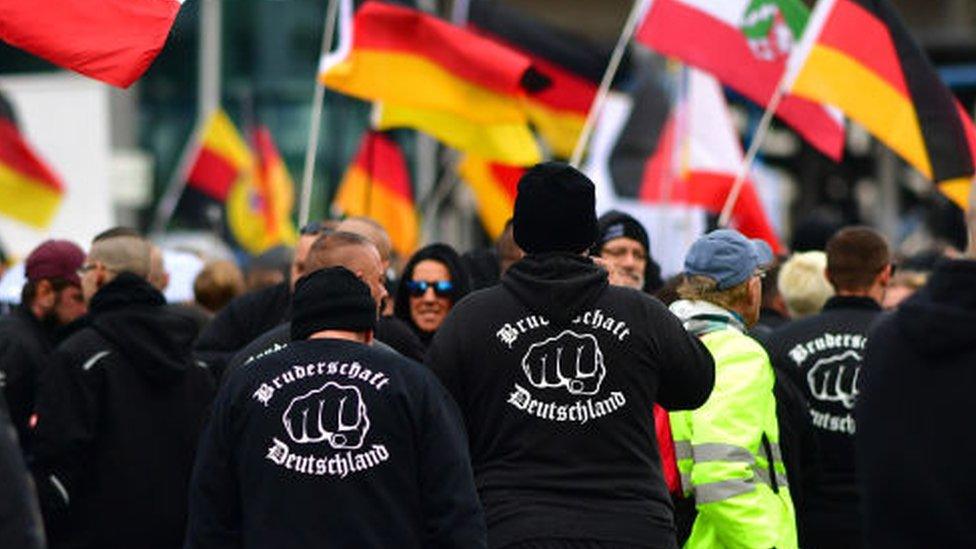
32, 273, 216, 549
858, 260, 976, 548
167, 303, 212, 341
393, 243, 472, 348
0, 393, 45, 549
763, 295, 882, 548
751, 306, 790, 339
426, 253, 714, 548
194, 281, 291, 378
221, 317, 418, 384
186, 339, 486, 549
0, 305, 55, 447
463, 247, 502, 291
503, 541, 646, 549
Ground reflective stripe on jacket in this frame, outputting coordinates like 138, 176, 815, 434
669, 323, 798, 549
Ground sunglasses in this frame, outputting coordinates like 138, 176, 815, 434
406, 280, 455, 297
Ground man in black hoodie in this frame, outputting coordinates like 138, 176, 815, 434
186, 267, 486, 548
426, 162, 715, 549
858, 248, 976, 546
763, 226, 891, 548
31, 233, 216, 549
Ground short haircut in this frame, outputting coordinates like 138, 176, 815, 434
336, 217, 392, 262
778, 251, 833, 318
194, 260, 245, 313
306, 231, 379, 273
93, 226, 142, 242
88, 235, 151, 279
677, 274, 751, 311
826, 227, 891, 291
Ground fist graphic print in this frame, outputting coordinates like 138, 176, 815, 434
807, 350, 861, 410
522, 330, 606, 395
283, 382, 370, 449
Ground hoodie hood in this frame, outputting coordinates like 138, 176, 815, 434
88, 272, 197, 384
895, 259, 976, 358
669, 299, 746, 337
393, 243, 472, 343
501, 253, 607, 326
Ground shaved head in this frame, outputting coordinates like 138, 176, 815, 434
337, 217, 392, 267
306, 231, 388, 312
89, 236, 151, 279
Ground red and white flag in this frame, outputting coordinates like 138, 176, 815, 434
639, 68, 784, 253
636, 0, 845, 160
0, 0, 183, 88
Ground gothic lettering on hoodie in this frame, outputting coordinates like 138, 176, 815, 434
788, 334, 866, 436
252, 361, 391, 477
495, 309, 631, 349
498, 315, 630, 424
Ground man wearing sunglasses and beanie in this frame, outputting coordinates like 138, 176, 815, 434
426, 162, 715, 549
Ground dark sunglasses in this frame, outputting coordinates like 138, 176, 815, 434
406, 280, 455, 297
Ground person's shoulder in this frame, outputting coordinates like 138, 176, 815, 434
453, 284, 509, 310
229, 281, 289, 311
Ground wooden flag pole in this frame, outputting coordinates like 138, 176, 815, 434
299, 0, 340, 226
716, 82, 787, 227
569, 0, 646, 168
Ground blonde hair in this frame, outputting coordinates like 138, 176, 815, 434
89, 236, 151, 279
194, 260, 245, 313
777, 251, 834, 318
677, 274, 752, 311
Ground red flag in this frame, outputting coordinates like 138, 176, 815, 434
0, 0, 182, 88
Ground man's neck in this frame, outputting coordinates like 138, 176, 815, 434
307, 329, 369, 344
834, 287, 883, 305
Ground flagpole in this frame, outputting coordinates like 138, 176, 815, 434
569, 0, 646, 168
299, 0, 340, 226
149, 118, 207, 236
716, 84, 786, 227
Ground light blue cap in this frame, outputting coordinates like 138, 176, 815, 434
684, 229, 774, 290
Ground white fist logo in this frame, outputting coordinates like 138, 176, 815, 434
522, 330, 606, 396
807, 350, 861, 410
282, 382, 370, 449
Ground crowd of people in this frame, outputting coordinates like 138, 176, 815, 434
1, 162, 975, 548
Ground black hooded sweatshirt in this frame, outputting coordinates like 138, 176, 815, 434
31, 273, 216, 549
186, 338, 487, 549
858, 259, 976, 547
426, 253, 714, 548
394, 243, 471, 348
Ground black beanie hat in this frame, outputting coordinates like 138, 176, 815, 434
291, 267, 376, 341
593, 210, 650, 255
513, 161, 598, 254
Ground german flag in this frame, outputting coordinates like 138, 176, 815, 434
226, 127, 298, 254
467, 0, 609, 159
333, 131, 419, 259
374, 102, 542, 166
185, 110, 253, 203
458, 155, 524, 239
0, 94, 64, 227
319, 1, 542, 126
785, 0, 976, 207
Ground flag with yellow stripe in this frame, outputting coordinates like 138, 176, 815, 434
784, 0, 976, 208
0, 102, 64, 228
458, 155, 524, 239
333, 131, 419, 259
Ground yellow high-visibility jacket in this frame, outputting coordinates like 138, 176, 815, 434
669, 301, 797, 549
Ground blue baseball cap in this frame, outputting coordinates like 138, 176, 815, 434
684, 229, 774, 290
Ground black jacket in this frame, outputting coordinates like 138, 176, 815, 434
0, 393, 45, 549
186, 338, 487, 549
426, 253, 714, 548
858, 260, 976, 547
0, 305, 56, 447
32, 273, 216, 549
194, 281, 291, 378
393, 243, 472, 348
764, 295, 882, 547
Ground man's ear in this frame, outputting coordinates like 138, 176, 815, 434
364, 329, 374, 345
877, 264, 893, 287
34, 279, 55, 309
